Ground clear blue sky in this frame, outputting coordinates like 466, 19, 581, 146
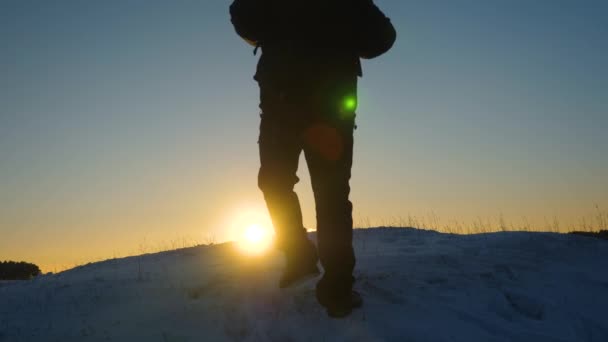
1, 0, 607, 271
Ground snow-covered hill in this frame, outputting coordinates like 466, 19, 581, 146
1, 228, 607, 341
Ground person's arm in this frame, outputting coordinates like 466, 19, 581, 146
229, 0, 269, 46
355, 0, 396, 59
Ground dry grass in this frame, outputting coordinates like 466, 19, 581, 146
49, 206, 606, 273
354, 205, 607, 235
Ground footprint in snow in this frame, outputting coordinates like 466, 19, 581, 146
503, 291, 545, 321
360, 280, 406, 305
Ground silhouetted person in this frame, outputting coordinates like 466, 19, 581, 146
230, 0, 395, 317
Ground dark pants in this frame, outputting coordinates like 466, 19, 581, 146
257, 88, 356, 287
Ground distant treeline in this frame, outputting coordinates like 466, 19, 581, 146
0, 261, 41, 280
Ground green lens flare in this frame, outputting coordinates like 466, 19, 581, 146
343, 96, 357, 112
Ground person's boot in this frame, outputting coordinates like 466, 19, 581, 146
279, 239, 320, 288
315, 275, 362, 318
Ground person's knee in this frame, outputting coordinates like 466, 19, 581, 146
314, 183, 352, 210
258, 166, 299, 195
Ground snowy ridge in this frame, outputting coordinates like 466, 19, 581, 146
1, 228, 607, 341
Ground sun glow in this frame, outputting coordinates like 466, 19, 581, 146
225, 205, 274, 255
238, 224, 273, 255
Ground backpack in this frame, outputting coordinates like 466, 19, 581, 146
230, 0, 396, 60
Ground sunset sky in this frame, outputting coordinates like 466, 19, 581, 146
1, 0, 607, 272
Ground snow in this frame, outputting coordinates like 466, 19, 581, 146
1, 228, 607, 341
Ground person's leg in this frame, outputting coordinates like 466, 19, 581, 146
303, 118, 356, 296
257, 95, 319, 287
258, 112, 309, 253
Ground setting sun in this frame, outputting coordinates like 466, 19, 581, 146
237, 224, 273, 255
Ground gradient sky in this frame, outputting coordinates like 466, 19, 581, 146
1, 0, 607, 272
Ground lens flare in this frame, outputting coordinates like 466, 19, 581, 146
342, 96, 357, 112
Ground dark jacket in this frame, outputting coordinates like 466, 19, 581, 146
230, 0, 396, 110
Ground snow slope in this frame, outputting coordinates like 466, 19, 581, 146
1, 228, 607, 341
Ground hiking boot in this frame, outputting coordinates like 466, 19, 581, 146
279, 260, 320, 288
316, 289, 363, 318
315, 274, 362, 318
279, 239, 320, 288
